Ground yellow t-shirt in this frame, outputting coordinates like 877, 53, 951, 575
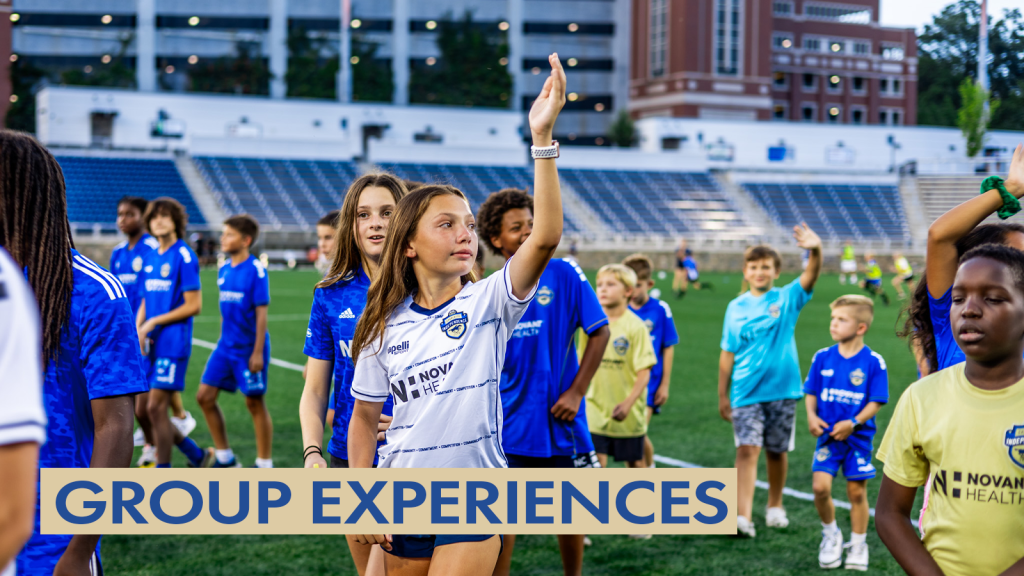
582, 310, 657, 438
895, 257, 912, 276
876, 364, 1024, 576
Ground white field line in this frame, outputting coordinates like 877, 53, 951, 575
191, 338, 916, 527
193, 313, 311, 324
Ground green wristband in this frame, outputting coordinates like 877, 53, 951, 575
982, 175, 1021, 220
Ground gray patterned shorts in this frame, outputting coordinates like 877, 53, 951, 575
732, 398, 798, 453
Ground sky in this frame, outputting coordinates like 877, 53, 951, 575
879, 0, 1021, 31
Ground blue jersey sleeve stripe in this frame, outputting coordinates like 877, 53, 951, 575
72, 262, 117, 300
74, 255, 126, 299
583, 317, 609, 334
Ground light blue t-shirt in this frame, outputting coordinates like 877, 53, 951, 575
720, 278, 813, 407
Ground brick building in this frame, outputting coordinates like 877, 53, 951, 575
629, 0, 917, 125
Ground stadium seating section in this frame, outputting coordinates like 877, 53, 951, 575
58, 156, 205, 227
916, 176, 993, 226
743, 182, 911, 245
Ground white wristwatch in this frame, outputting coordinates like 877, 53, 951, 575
531, 140, 560, 159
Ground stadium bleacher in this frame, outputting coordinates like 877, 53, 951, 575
57, 156, 205, 229
916, 175, 992, 225
742, 182, 911, 245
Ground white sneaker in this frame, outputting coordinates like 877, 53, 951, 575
765, 507, 789, 528
583, 536, 593, 547
736, 516, 756, 538
133, 427, 146, 447
844, 541, 868, 571
818, 528, 844, 569
628, 534, 652, 540
171, 411, 196, 437
137, 445, 156, 468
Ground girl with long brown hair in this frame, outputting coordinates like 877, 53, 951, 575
346, 53, 566, 575
299, 172, 408, 576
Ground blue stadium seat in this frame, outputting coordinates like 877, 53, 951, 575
57, 156, 206, 226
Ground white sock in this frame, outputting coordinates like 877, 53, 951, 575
648, 462, 656, 469
822, 520, 839, 533
850, 532, 866, 545
255, 458, 274, 468
215, 449, 235, 464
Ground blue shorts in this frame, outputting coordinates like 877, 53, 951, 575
865, 279, 882, 288
646, 377, 662, 412
201, 344, 270, 397
506, 453, 575, 468
812, 441, 876, 481
148, 356, 189, 392
386, 535, 501, 559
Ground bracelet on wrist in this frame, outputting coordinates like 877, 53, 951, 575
303, 445, 322, 461
981, 175, 1021, 220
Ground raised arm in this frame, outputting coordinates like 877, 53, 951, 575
927, 143, 1024, 297
795, 223, 823, 292
508, 53, 567, 299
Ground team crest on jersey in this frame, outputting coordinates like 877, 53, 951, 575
537, 286, 554, 306
440, 310, 468, 339
132, 256, 143, 272
849, 368, 865, 386
815, 447, 831, 462
613, 336, 630, 356
1005, 424, 1024, 469
160, 263, 171, 278
768, 304, 781, 319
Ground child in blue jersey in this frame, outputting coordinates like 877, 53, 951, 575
719, 225, 823, 538
137, 197, 209, 468
0, 132, 146, 575
805, 295, 888, 571
300, 173, 407, 576
623, 254, 679, 469
197, 215, 273, 468
476, 188, 610, 576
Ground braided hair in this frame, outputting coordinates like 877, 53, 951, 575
0, 130, 74, 362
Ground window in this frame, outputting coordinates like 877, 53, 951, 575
851, 108, 864, 124
773, 1, 793, 16
879, 78, 889, 93
802, 73, 816, 90
852, 76, 864, 92
892, 111, 901, 125
714, 0, 741, 76
802, 105, 816, 122
649, 0, 668, 77
773, 103, 788, 120
773, 33, 793, 49
829, 40, 845, 53
827, 106, 841, 123
881, 44, 905, 61
804, 37, 821, 52
828, 75, 842, 92
804, 2, 871, 24
879, 110, 888, 124
893, 79, 902, 94
853, 41, 870, 55
773, 71, 787, 87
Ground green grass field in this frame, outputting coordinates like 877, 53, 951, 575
105, 267, 923, 575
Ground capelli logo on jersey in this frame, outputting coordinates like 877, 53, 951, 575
820, 369, 835, 377
1005, 424, 1024, 469
440, 310, 468, 339
537, 286, 554, 306
388, 341, 409, 355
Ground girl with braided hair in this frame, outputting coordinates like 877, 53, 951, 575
0, 130, 148, 575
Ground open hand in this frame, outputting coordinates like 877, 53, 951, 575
793, 222, 822, 251
528, 53, 567, 145
1005, 143, 1024, 197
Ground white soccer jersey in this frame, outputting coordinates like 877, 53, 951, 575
0, 247, 45, 449
352, 259, 535, 468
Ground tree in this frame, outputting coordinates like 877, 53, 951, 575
958, 78, 1000, 157
608, 110, 637, 148
59, 35, 136, 89
189, 42, 271, 95
409, 12, 511, 108
350, 39, 393, 103
5, 57, 46, 132
918, 1, 1024, 130
286, 27, 338, 99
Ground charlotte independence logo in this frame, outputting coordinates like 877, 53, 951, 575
160, 263, 171, 278
613, 336, 630, 356
768, 303, 781, 318
132, 256, 143, 272
849, 368, 866, 386
440, 310, 469, 339
537, 286, 554, 306
1005, 424, 1024, 469
815, 447, 831, 462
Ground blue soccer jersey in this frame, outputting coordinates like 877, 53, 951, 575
217, 255, 270, 350
630, 296, 680, 394
141, 238, 201, 358
720, 278, 813, 408
802, 344, 889, 451
500, 258, 609, 458
17, 251, 148, 575
303, 267, 393, 462
110, 234, 159, 315
929, 287, 964, 370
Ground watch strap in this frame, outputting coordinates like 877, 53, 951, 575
531, 140, 560, 159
